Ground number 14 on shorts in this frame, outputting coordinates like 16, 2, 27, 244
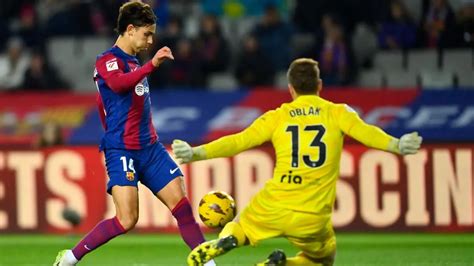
120, 156, 136, 181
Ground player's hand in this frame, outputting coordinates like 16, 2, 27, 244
151, 46, 174, 67
172, 139, 193, 164
398, 132, 422, 155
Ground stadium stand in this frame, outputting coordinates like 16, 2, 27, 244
385, 70, 419, 88
208, 72, 238, 91
407, 49, 440, 72
357, 70, 384, 88
0, 0, 472, 91
373, 51, 405, 72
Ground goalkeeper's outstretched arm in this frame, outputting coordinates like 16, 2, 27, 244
347, 122, 422, 155
338, 105, 422, 155
172, 111, 276, 164
172, 131, 265, 164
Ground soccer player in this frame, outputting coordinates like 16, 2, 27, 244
172, 58, 423, 266
54, 2, 215, 266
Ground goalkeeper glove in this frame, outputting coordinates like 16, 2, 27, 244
388, 132, 422, 155
171, 139, 206, 164
398, 131, 422, 155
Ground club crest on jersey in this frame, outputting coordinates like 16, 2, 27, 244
105, 59, 118, 71
135, 83, 149, 96
126, 171, 135, 181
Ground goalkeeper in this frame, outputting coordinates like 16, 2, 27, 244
173, 58, 422, 266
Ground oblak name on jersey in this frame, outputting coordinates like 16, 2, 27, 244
289, 106, 321, 117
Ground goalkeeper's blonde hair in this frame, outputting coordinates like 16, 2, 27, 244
287, 58, 320, 95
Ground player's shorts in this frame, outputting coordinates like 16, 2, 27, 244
104, 142, 183, 195
238, 194, 336, 260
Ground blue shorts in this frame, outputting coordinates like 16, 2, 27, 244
104, 142, 183, 195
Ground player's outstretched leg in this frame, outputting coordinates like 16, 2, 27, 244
255, 249, 287, 266
187, 235, 238, 266
53, 250, 76, 266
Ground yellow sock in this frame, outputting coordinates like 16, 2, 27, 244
218, 221, 247, 246
286, 256, 322, 266
286, 251, 333, 266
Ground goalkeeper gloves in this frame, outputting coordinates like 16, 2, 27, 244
388, 132, 423, 155
399, 132, 423, 155
171, 139, 206, 164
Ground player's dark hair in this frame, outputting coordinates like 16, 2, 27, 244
115, 1, 156, 35
287, 58, 320, 95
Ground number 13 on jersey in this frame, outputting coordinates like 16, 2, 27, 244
286, 124, 326, 168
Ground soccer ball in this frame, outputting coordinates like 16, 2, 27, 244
198, 191, 236, 228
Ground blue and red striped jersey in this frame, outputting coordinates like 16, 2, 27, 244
94, 46, 158, 150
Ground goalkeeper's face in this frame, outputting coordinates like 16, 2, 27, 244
130, 24, 156, 53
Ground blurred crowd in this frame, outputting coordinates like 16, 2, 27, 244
0, 0, 473, 91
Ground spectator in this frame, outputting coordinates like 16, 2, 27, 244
315, 15, 354, 86
195, 14, 231, 84
168, 38, 204, 87
37, 0, 94, 36
378, 0, 417, 50
0, 38, 30, 91
252, 5, 292, 71
36, 121, 64, 148
147, 15, 184, 87
453, 0, 474, 47
9, 4, 44, 49
422, 0, 456, 48
22, 49, 69, 91
151, 0, 170, 28
201, 0, 287, 18
157, 15, 184, 52
235, 35, 275, 86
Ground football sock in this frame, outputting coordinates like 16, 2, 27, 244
286, 257, 322, 266
71, 216, 126, 260
204, 260, 217, 266
172, 197, 205, 249
64, 250, 78, 264
286, 251, 333, 266
219, 221, 247, 246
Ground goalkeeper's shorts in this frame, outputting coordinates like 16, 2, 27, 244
237, 194, 336, 259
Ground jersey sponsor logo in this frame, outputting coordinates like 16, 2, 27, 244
106, 59, 118, 71
135, 83, 149, 96
280, 170, 302, 184
169, 167, 179, 174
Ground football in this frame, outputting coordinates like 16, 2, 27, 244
198, 191, 236, 228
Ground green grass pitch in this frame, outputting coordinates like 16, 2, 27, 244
1, 233, 473, 265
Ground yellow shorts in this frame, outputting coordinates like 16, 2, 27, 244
238, 195, 336, 260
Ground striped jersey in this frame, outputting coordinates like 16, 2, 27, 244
94, 46, 157, 150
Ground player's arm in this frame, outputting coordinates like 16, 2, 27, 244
172, 110, 278, 164
96, 46, 173, 93
96, 94, 107, 129
336, 105, 422, 155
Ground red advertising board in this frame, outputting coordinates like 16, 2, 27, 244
0, 144, 472, 233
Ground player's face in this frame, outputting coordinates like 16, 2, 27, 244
131, 24, 156, 52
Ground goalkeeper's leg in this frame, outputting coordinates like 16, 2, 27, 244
284, 232, 336, 266
286, 251, 334, 266
187, 222, 248, 266
256, 250, 334, 266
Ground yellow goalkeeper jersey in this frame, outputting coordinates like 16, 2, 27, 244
202, 95, 397, 214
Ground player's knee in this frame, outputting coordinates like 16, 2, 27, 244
117, 213, 138, 231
